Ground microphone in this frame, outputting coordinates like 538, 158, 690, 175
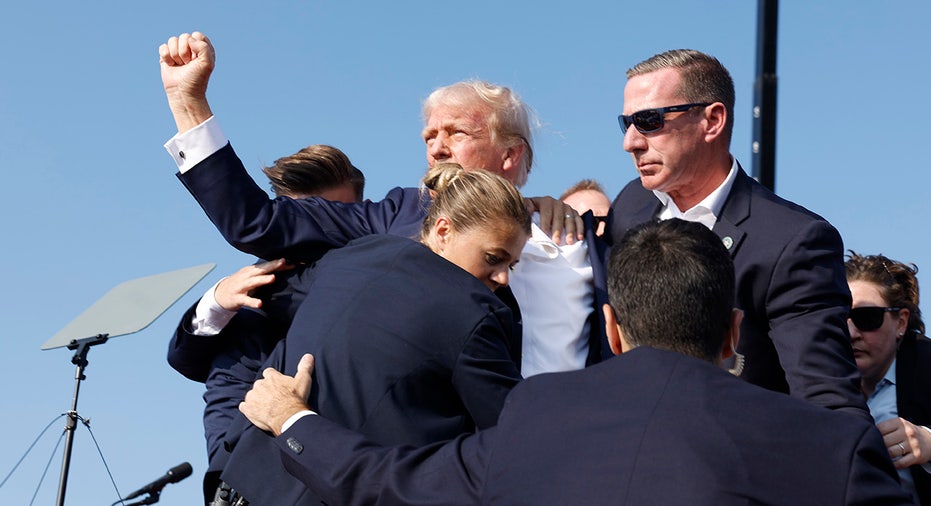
122, 462, 193, 501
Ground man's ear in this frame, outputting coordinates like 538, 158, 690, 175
603, 304, 627, 355
720, 309, 743, 360
703, 102, 728, 143
501, 142, 526, 175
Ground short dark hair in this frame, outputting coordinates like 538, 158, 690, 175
262, 144, 364, 201
607, 219, 735, 361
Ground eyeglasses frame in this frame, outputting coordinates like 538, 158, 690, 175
618, 102, 712, 134
848, 306, 901, 332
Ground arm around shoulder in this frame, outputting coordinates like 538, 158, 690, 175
276, 414, 488, 506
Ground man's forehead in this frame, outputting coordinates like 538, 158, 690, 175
623, 68, 682, 112
426, 103, 490, 126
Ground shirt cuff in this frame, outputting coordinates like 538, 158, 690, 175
190, 279, 237, 336
281, 410, 317, 434
163, 115, 228, 173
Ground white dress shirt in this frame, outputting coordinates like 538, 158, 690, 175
510, 215, 593, 378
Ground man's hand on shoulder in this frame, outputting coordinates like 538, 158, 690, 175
215, 258, 294, 312
240, 354, 315, 437
526, 196, 584, 245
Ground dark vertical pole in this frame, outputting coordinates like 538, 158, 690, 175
752, 0, 778, 192
56, 342, 91, 506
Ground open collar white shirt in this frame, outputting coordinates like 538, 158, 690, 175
654, 157, 739, 230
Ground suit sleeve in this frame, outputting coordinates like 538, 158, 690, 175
166, 302, 227, 382
175, 143, 421, 262
276, 414, 490, 506
845, 422, 914, 505
452, 307, 523, 429
766, 220, 868, 418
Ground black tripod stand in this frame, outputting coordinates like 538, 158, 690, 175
54, 334, 109, 506
40, 263, 215, 505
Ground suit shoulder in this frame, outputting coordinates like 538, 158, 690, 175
612, 178, 652, 208
383, 186, 423, 201
913, 333, 931, 352
349, 236, 505, 310
744, 176, 833, 225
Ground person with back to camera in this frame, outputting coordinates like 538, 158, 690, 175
238, 219, 912, 506
846, 251, 931, 503
165, 143, 364, 502
216, 163, 531, 505
170, 143, 365, 386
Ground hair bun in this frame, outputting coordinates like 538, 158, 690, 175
422, 162, 465, 194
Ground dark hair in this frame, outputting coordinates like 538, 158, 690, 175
628, 49, 736, 145
261, 144, 364, 201
845, 251, 924, 335
607, 219, 735, 361
420, 163, 531, 239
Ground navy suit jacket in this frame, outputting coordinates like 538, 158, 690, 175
175, 142, 610, 363
609, 167, 869, 418
218, 234, 523, 505
169, 259, 524, 501
273, 348, 910, 505
896, 333, 931, 503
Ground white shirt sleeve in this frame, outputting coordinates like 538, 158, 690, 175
189, 279, 238, 336
281, 410, 317, 433
163, 116, 229, 173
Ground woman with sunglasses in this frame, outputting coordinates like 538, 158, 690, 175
845, 251, 931, 504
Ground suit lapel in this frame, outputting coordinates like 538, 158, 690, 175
712, 166, 752, 257
630, 197, 661, 230
896, 336, 917, 420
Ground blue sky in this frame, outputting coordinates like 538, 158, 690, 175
2, 1, 929, 503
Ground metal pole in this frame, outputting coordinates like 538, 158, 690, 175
752, 0, 779, 192
55, 335, 108, 506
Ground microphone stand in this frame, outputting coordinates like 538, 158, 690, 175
41, 263, 215, 505
56, 334, 109, 506
121, 492, 161, 506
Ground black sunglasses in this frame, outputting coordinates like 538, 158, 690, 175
618, 103, 711, 134
848, 306, 900, 332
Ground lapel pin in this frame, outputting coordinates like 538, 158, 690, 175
722, 236, 734, 250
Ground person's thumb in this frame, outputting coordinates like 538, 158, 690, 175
294, 353, 315, 396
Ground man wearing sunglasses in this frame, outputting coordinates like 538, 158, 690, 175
234, 219, 910, 505
608, 49, 869, 419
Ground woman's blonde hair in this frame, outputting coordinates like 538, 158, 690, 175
420, 163, 531, 240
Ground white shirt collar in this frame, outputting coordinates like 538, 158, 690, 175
654, 157, 739, 230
